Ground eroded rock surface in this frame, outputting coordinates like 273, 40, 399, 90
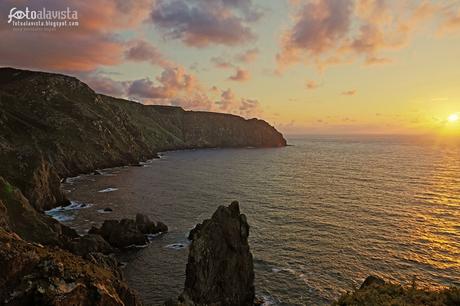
89, 214, 168, 249
0, 228, 141, 306
0, 176, 77, 247
170, 201, 255, 306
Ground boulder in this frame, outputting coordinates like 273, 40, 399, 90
90, 214, 168, 248
177, 201, 255, 306
135, 213, 156, 234
359, 275, 386, 289
66, 234, 115, 256
89, 219, 148, 248
103, 207, 113, 212
135, 213, 168, 234
156, 221, 168, 233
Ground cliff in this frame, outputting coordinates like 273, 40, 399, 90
0, 67, 286, 211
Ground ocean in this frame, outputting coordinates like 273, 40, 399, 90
49, 135, 460, 305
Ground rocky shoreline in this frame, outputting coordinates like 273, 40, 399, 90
1, 68, 458, 305
0, 68, 286, 305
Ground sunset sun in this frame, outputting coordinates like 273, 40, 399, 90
448, 113, 459, 123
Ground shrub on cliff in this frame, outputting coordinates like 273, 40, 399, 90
333, 276, 460, 306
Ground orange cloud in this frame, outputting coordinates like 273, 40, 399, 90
82, 73, 129, 97
306, 80, 320, 90
124, 40, 172, 68
228, 68, 251, 82
341, 89, 356, 96
0, 0, 152, 72
211, 57, 234, 69
235, 48, 260, 63
128, 66, 198, 99
0, 32, 124, 72
216, 88, 261, 117
276, 0, 447, 71
438, 4, 460, 33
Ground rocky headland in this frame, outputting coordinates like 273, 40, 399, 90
0, 68, 285, 305
0, 67, 457, 305
0, 67, 286, 212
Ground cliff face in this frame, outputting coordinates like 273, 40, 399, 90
0, 176, 78, 247
0, 67, 286, 211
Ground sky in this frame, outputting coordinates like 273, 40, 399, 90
1, 0, 460, 135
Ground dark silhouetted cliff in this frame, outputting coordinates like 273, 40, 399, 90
0, 67, 286, 211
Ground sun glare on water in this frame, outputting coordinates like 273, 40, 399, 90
448, 113, 459, 123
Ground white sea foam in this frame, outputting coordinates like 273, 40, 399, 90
259, 294, 277, 305
98, 187, 118, 193
45, 201, 91, 222
271, 267, 296, 275
50, 214, 75, 222
65, 175, 82, 184
97, 209, 113, 214
95, 170, 115, 176
146, 233, 163, 240
125, 243, 149, 249
165, 241, 190, 250
46, 201, 91, 213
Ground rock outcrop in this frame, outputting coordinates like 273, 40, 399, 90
359, 275, 386, 289
0, 228, 141, 306
89, 214, 168, 249
66, 234, 115, 256
0, 176, 77, 247
0, 67, 286, 212
170, 201, 255, 306
333, 276, 460, 306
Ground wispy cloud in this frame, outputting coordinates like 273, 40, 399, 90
211, 57, 234, 69
276, 0, 448, 72
235, 48, 260, 63
306, 80, 320, 90
341, 89, 356, 96
216, 88, 261, 117
124, 40, 172, 68
228, 68, 251, 82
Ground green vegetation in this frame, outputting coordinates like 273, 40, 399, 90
333, 282, 460, 306
3, 181, 12, 195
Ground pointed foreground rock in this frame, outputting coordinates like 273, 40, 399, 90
168, 201, 255, 306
